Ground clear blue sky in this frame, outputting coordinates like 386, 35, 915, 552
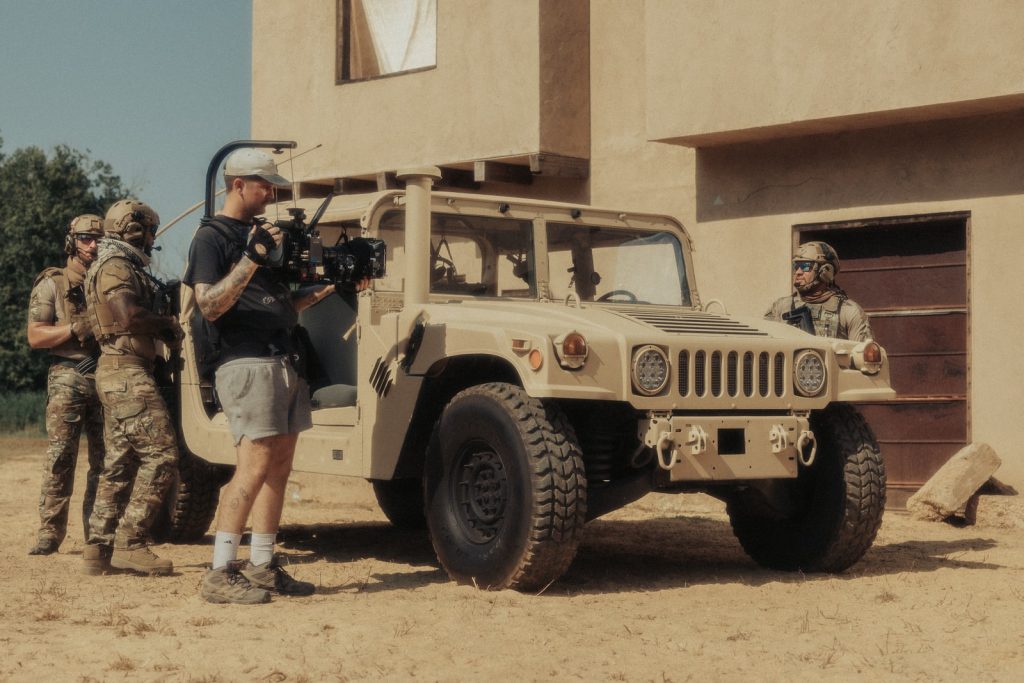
0, 0, 252, 278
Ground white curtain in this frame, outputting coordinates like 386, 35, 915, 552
358, 0, 436, 75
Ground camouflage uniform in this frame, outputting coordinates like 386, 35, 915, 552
28, 261, 105, 547
85, 238, 179, 551
765, 292, 873, 341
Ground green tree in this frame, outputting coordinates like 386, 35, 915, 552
0, 136, 126, 390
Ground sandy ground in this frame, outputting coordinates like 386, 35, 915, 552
2, 436, 1023, 682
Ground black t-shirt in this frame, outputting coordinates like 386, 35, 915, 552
183, 216, 297, 361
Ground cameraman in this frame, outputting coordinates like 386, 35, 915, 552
184, 148, 359, 604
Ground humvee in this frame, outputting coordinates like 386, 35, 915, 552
162, 142, 895, 591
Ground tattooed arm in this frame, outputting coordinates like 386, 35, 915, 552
194, 257, 260, 322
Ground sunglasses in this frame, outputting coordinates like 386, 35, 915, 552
75, 235, 99, 244
793, 261, 815, 273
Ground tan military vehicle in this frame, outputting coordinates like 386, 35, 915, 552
162, 142, 895, 591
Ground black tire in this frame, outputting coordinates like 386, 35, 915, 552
372, 478, 427, 529
424, 383, 586, 591
727, 403, 886, 572
153, 451, 229, 543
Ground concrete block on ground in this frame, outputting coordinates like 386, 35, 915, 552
906, 443, 1001, 522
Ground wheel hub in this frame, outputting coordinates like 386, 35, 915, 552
454, 443, 508, 544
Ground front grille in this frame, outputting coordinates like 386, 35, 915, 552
679, 348, 786, 400
758, 352, 770, 396
710, 351, 722, 396
694, 351, 706, 397
678, 350, 690, 396
774, 352, 785, 397
727, 352, 739, 397
742, 352, 754, 396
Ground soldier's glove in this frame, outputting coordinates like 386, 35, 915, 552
159, 318, 185, 349
70, 318, 94, 343
244, 225, 277, 267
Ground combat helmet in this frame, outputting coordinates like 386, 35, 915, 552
65, 214, 104, 256
104, 199, 160, 251
793, 240, 840, 289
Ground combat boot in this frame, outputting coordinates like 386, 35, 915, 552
201, 561, 271, 604
82, 544, 113, 575
28, 537, 60, 556
241, 554, 316, 596
111, 546, 172, 576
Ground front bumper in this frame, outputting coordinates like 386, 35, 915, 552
639, 413, 814, 483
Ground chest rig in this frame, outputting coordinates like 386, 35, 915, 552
795, 294, 846, 338
85, 243, 157, 342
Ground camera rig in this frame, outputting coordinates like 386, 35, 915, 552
271, 198, 386, 289
204, 140, 386, 290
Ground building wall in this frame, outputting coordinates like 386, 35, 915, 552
646, 0, 1024, 145
677, 111, 1024, 485
252, 0, 588, 184
587, 1, 698, 265
250, 1, 1024, 486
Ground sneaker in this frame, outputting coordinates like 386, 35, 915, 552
82, 544, 112, 575
111, 546, 173, 576
201, 561, 271, 605
28, 538, 59, 556
241, 554, 315, 596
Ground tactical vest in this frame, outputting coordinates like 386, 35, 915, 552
85, 245, 158, 355
33, 266, 95, 360
33, 267, 77, 317
792, 294, 846, 339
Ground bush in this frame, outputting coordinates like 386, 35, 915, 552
0, 391, 47, 435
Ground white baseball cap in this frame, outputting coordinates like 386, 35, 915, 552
224, 148, 291, 188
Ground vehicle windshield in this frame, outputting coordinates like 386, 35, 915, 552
547, 223, 691, 306
379, 210, 537, 298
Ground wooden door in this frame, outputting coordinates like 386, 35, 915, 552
796, 213, 969, 506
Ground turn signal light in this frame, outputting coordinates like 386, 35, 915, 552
863, 341, 882, 364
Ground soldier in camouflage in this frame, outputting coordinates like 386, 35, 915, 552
765, 241, 873, 341
82, 199, 183, 576
26, 214, 106, 555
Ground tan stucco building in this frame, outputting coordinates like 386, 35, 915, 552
252, 0, 1024, 494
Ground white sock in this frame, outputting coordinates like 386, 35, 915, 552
250, 532, 276, 567
212, 531, 242, 570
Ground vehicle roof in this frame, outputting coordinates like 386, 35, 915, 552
266, 190, 687, 235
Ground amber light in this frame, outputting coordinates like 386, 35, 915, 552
528, 349, 544, 371
562, 333, 588, 362
863, 341, 882, 364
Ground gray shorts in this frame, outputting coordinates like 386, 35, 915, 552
215, 356, 313, 446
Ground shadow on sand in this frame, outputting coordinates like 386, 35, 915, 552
270, 515, 1004, 595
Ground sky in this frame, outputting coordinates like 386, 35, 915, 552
0, 0, 252, 278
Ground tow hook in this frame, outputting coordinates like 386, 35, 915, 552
768, 424, 789, 454
655, 432, 676, 470
686, 425, 708, 455
797, 430, 817, 467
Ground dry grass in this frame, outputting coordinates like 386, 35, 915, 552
108, 655, 136, 672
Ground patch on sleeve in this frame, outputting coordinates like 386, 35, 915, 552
27, 279, 57, 323
97, 259, 136, 297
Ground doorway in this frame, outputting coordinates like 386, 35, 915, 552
796, 212, 970, 506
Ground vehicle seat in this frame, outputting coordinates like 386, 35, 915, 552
311, 383, 358, 408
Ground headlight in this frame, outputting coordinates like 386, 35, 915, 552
632, 345, 670, 395
793, 350, 826, 396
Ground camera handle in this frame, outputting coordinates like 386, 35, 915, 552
204, 140, 296, 220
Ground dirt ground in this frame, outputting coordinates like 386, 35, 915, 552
2, 436, 1023, 682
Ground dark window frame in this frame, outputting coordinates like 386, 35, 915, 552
335, 0, 437, 85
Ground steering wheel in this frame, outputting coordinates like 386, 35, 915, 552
597, 289, 638, 303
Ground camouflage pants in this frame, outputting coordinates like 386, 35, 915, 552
36, 364, 105, 545
87, 362, 178, 550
